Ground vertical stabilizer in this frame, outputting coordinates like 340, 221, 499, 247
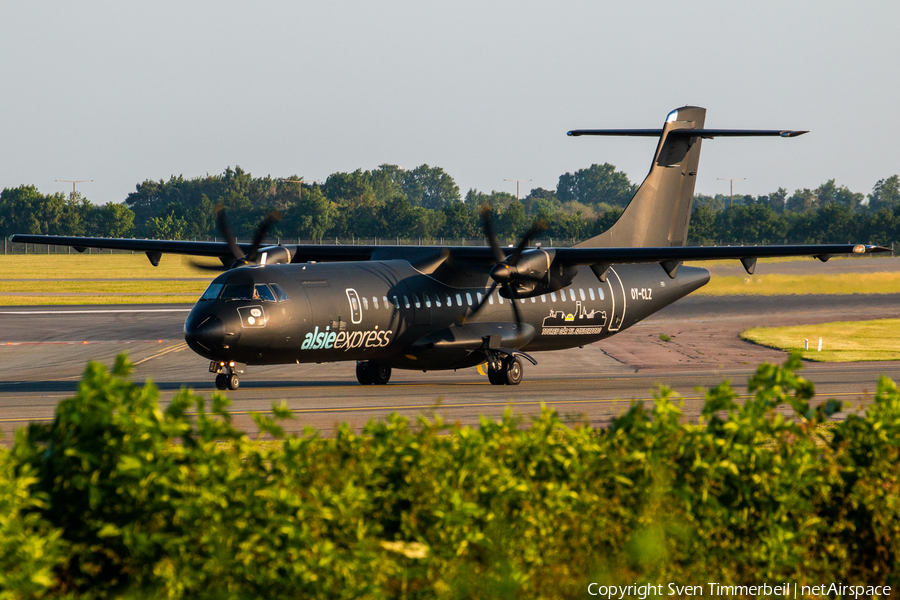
574, 106, 706, 248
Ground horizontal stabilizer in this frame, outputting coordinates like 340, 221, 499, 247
567, 128, 807, 138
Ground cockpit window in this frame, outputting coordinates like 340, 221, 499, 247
270, 283, 290, 302
200, 283, 223, 301
255, 284, 277, 302
221, 283, 255, 301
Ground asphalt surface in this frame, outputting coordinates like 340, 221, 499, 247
2, 292, 900, 441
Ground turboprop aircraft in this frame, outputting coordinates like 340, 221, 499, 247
11, 106, 886, 390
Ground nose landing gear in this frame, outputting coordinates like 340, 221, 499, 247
210, 360, 245, 391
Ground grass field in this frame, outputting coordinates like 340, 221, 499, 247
696, 272, 900, 296
741, 319, 900, 362
0, 255, 213, 304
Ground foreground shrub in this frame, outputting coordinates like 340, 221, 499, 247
0, 353, 898, 598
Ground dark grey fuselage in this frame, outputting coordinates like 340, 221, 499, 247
183, 260, 709, 371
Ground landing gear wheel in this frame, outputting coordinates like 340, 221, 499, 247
488, 366, 506, 385
356, 362, 374, 385
357, 362, 392, 385
503, 357, 523, 385
226, 373, 240, 391
215, 373, 228, 390
372, 365, 391, 385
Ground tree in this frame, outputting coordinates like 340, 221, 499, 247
440, 202, 476, 239
401, 164, 460, 210
816, 179, 863, 212
498, 201, 527, 240
281, 187, 336, 240
96, 203, 135, 238
688, 205, 717, 244
556, 163, 635, 208
868, 175, 900, 212
785, 188, 817, 213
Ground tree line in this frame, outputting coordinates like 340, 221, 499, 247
2, 164, 899, 245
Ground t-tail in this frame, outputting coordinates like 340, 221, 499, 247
568, 106, 806, 249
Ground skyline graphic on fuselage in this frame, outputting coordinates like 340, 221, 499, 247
541, 301, 607, 335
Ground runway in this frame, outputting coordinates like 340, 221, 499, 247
2, 294, 900, 441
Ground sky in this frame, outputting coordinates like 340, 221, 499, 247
2, 1, 898, 206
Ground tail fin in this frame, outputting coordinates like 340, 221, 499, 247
573, 106, 706, 248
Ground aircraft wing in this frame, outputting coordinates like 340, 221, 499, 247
7, 234, 888, 273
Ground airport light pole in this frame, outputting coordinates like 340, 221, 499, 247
717, 177, 745, 209
504, 179, 531, 201
279, 178, 314, 202
57, 179, 92, 198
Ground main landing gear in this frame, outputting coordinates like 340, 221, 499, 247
210, 360, 245, 391
487, 356, 524, 386
356, 361, 392, 385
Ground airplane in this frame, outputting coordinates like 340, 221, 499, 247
11, 106, 886, 390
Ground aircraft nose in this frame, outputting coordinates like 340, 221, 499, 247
184, 314, 225, 352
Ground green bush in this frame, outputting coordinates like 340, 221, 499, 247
1, 353, 898, 598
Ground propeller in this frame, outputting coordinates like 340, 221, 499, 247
191, 206, 282, 271
463, 209, 547, 326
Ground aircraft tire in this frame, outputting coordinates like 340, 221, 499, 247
504, 357, 523, 386
227, 374, 240, 391
372, 365, 391, 385
487, 367, 506, 386
215, 374, 228, 390
356, 362, 375, 385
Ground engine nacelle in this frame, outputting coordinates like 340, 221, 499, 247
257, 245, 293, 266
494, 249, 578, 298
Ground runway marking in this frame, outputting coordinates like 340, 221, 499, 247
133, 342, 190, 365
0, 390, 870, 424
0, 309, 191, 315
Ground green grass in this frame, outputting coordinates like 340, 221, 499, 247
697, 272, 900, 296
0, 255, 213, 305
741, 318, 900, 362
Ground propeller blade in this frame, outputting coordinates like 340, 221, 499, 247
188, 259, 228, 272
507, 219, 547, 266
216, 206, 244, 261
459, 281, 499, 324
245, 210, 282, 263
505, 285, 522, 329
480, 208, 506, 264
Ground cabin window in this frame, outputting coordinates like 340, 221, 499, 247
489, 294, 494, 305
424, 294, 432, 308
550, 292, 557, 302
446, 295, 453, 307
373, 297, 380, 309
384, 296, 390, 309
540, 295, 546, 303
498, 293, 504, 305
393, 296, 400, 310
466, 292, 473, 305
589, 288, 595, 301
362, 296, 369, 310
414, 295, 421, 309
476, 292, 483, 304
579, 288, 586, 301
200, 283, 223, 301
456, 294, 463, 306
531, 296, 536, 303
597, 287, 605, 300
403, 295, 411, 309
569, 289, 576, 301
435, 295, 441, 307
270, 283, 290, 302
